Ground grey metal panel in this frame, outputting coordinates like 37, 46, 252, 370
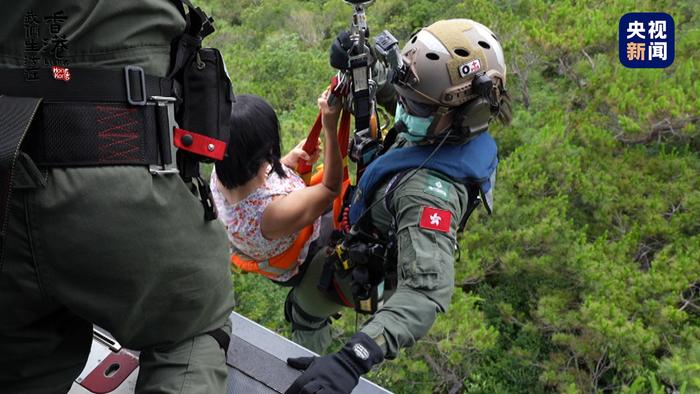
228, 368, 277, 394
228, 313, 392, 394
228, 336, 300, 392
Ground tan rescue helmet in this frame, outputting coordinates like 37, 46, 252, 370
395, 19, 507, 109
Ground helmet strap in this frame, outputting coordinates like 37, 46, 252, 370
427, 106, 452, 135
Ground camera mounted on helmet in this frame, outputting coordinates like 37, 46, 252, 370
376, 19, 511, 143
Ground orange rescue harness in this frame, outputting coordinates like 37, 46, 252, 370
230, 224, 316, 279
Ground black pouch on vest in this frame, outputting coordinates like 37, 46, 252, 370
168, 0, 234, 220
174, 47, 233, 165
168, 1, 234, 172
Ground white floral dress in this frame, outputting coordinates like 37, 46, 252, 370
210, 166, 320, 282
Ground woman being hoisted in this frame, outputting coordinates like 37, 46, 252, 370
210, 88, 343, 284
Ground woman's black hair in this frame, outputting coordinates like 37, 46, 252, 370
215, 94, 287, 189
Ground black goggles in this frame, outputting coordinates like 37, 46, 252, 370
398, 95, 437, 118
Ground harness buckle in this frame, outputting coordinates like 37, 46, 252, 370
148, 95, 179, 175
124, 66, 147, 106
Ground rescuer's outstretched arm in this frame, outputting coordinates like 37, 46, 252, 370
360, 170, 465, 359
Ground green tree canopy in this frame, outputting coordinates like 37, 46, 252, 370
201, 0, 700, 392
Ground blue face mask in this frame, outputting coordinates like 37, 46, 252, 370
395, 104, 434, 142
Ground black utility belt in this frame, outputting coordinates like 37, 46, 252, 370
1, 65, 231, 169
1, 66, 174, 168
1, 61, 233, 224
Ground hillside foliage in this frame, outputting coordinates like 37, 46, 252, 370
200, 0, 700, 392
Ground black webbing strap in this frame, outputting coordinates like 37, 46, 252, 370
180, 0, 215, 38
21, 102, 160, 167
350, 56, 372, 133
458, 184, 483, 232
0, 67, 168, 104
0, 96, 42, 265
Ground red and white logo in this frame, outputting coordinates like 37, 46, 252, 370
459, 59, 482, 78
52, 66, 71, 82
469, 59, 482, 72
419, 206, 452, 233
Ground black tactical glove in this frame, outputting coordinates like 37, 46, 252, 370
329, 30, 396, 114
285, 332, 384, 394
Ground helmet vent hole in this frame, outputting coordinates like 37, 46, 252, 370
411, 35, 418, 44
491, 33, 498, 40
478, 41, 491, 49
454, 48, 470, 57
426, 52, 440, 61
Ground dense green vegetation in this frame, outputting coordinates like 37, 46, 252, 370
200, 0, 699, 392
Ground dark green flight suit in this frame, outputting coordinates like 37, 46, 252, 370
0, 2, 234, 393
289, 137, 468, 359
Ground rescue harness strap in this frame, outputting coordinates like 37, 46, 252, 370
296, 75, 351, 184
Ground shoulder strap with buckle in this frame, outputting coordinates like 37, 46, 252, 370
0, 96, 43, 266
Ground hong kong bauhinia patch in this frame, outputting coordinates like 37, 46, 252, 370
419, 206, 452, 233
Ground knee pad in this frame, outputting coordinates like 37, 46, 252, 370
284, 290, 330, 332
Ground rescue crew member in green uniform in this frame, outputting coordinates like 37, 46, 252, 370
0, 1, 234, 393
283, 19, 513, 393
